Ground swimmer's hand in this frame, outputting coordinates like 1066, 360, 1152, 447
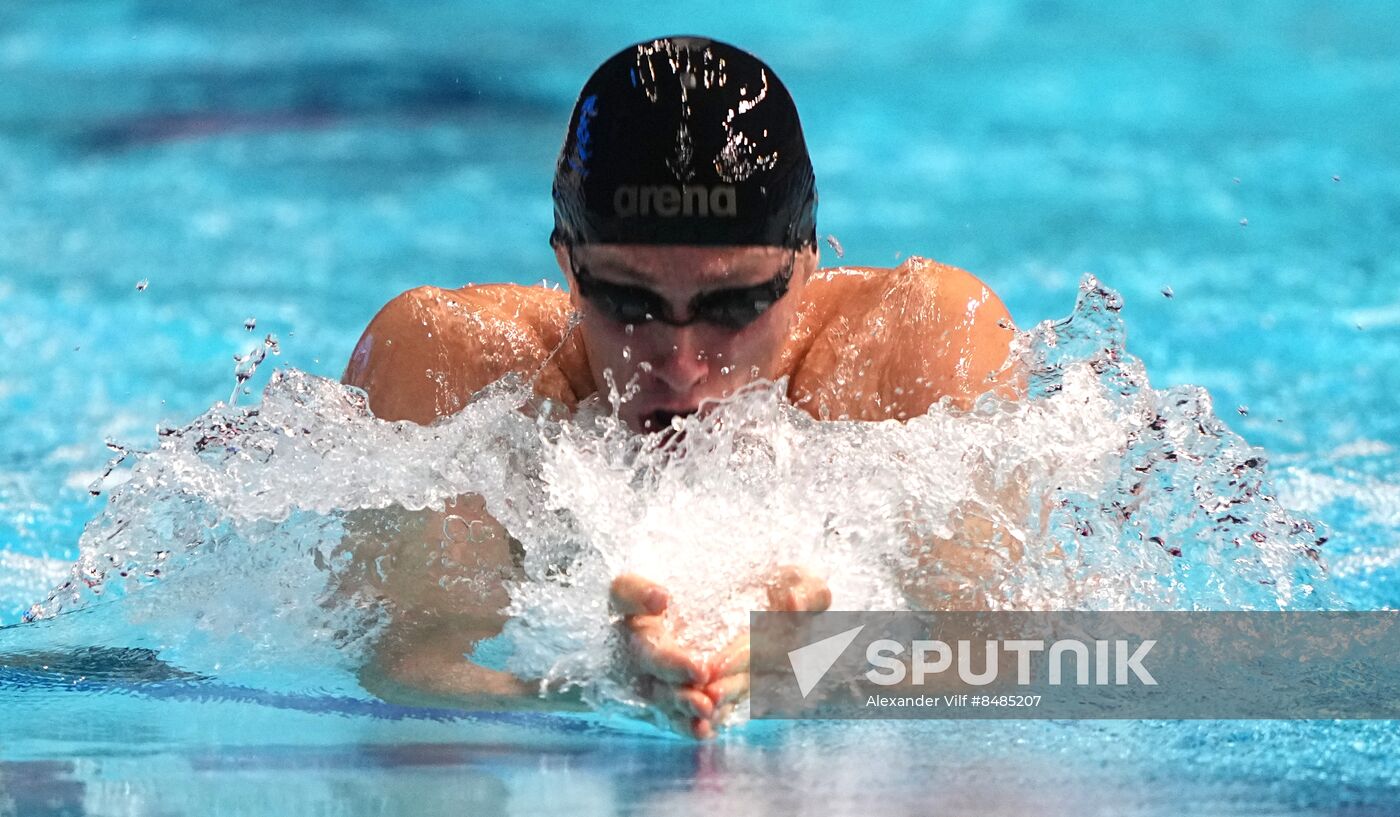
610, 566, 832, 740
610, 574, 710, 738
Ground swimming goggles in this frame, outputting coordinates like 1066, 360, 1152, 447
568, 249, 795, 330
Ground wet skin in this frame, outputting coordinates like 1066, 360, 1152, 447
343, 244, 1018, 737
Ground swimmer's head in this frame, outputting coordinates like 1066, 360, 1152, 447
551, 36, 817, 250
552, 38, 820, 434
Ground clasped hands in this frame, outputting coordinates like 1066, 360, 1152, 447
609, 566, 831, 739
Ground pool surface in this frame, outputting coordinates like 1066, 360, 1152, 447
1, 1, 1398, 814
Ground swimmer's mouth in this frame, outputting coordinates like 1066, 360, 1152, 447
641, 408, 697, 433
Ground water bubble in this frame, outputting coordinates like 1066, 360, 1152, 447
625, 324, 635, 336
443, 515, 471, 542
622, 347, 631, 362
825, 234, 845, 258
135, 279, 149, 291
244, 318, 257, 332
1239, 218, 1249, 227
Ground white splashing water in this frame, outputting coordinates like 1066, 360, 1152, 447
7, 276, 1337, 712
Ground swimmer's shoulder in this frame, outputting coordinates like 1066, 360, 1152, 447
343, 283, 591, 425
790, 257, 1019, 418
799, 256, 1005, 323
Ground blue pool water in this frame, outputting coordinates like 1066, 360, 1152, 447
1, 1, 1398, 814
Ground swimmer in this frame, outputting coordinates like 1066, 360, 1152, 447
342, 36, 1019, 738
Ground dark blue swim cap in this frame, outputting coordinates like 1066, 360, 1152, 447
552, 36, 817, 249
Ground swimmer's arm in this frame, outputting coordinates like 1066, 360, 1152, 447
900, 483, 1030, 610
333, 500, 564, 709
881, 261, 1030, 608
357, 615, 587, 713
338, 288, 585, 707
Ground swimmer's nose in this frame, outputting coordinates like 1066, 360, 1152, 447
652, 327, 709, 393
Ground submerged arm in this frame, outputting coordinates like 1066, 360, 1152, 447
334, 491, 588, 710
877, 259, 1032, 609
337, 285, 585, 709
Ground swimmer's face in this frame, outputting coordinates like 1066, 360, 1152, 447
555, 243, 817, 433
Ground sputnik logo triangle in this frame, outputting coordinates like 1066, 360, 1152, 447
787, 624, 865, 698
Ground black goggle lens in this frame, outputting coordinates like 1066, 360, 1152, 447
570, 254, 793, 330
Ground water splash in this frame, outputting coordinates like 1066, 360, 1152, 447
229, 332, 281, 405
6, 276, 1337, 714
